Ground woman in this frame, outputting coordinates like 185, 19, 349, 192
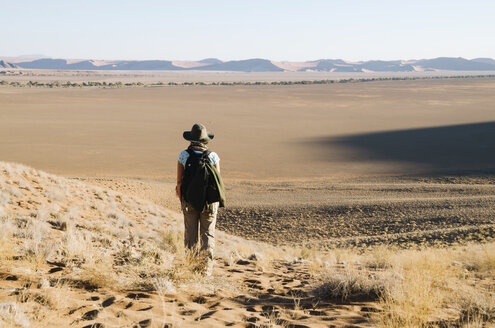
176, 123, 222, 276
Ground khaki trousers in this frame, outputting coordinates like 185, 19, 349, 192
181, 200, 219, 260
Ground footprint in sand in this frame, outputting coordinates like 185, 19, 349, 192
81, 309, 99, 320
244, 279, 264, 290
261, 305, 280, 317
101, 296, 116, 307
68, 305, 87, 315
82, 323, 104, 328
244, 279, 261, 284
192, 296, 207, 304
246, 306, 257, 312
308, 310, 326, 316
137, 305, 153, 311
126, 293, 150, 300
360, 306, 380, 313
322, 317, 337, 321
236, 259, 251, 265
48, 267, 63, 273
195, 310, 217, 321
134, 319, 151, 328
180, 309, 197, 316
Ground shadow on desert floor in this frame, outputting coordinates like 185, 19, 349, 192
306, 121, 495, 175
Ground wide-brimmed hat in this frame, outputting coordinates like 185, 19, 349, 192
183, 123, 214, 143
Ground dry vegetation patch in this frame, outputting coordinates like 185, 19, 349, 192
1, 162, 494, 327
0, 162, 231, 324
311, 244, 495, 327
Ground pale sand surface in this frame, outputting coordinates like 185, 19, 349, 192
1, 78, 494, 248
1, 79, 495, 327
0, 78, 494, 179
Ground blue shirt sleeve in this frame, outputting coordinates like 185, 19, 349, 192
178, 150, 189, 167
209, 152, 220, 165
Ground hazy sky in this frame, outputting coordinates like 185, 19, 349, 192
2, 0, 494, 61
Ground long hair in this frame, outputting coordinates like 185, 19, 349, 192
188, 141, 208, 150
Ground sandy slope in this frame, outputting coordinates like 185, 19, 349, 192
1, 163, 492, 327
0, 162, 383, 327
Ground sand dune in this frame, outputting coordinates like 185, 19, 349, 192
0, 162, 383, 327
1, 162, 494, 327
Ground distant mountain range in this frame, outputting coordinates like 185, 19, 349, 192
0, 60, 18, 69
1, 56, 495, 72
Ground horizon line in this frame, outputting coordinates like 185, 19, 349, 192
2, 55, 494, 63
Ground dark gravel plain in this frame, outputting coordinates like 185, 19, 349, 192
217, 176, 495, 248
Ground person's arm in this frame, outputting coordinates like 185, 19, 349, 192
176, 161, 184, 198
215, 161, 220, 173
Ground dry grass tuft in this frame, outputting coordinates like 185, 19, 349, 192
0, 162, 214, 297
375, 245, 495, 327
173, 248, 210, 278
314, 266, 392, 301
310, 243, 495, 327
456, 286, 495, 325
0, 302, 30, 327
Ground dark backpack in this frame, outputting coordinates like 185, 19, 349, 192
181, 148, 221, 211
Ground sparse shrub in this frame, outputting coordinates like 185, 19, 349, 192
34, 206, 50, 221
222, 249, 242, 267
459, 243, 495, 274
365, 244, 397, 269
314, 267, 391, 301
0, 217, 15, 260
170, 248, 210, 281
160, 229, 183, 253
152, 277, 176, 294
293, 245, 316, 260
140, 242, 169, 265
6, 184, 22, 198
0, 302, 30, 327
456, 287, 495, 324
44, 187, 65, 202
77, 252, 119, 289
61, 229, 92, 261
65, 206, 80, 220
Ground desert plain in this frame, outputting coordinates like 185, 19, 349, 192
0, 72, 494, 327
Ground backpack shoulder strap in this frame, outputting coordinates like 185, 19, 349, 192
186, 147, 210, 161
